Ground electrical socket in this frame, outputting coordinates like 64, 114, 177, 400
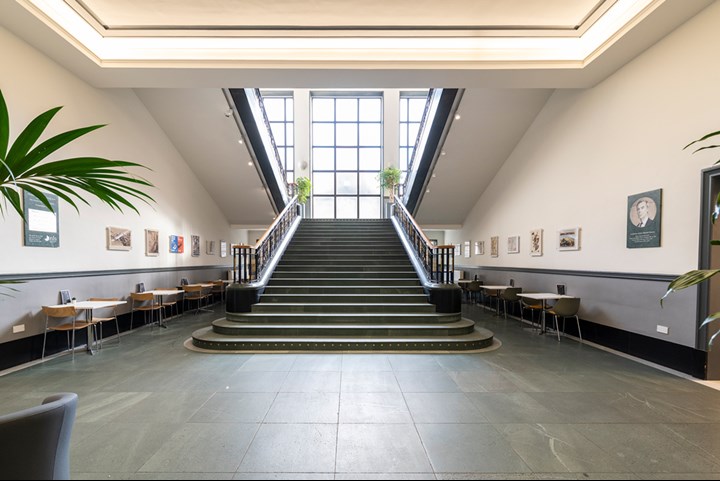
657, 325, 669, 335
12, 324, 25, 334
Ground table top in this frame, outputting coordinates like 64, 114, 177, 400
46, 300, 126, 309
481, 285, 512, 290
146, 289, 183, 295
517, 293, 573, 300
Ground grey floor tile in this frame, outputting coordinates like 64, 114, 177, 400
635, 474, 720, 480
495, 423, 633, 473
661, 423, 720, 465
341, 371, 401, 393
264, 392, 339, 423
526, 392, 636, 423
404, 393, 488, 423
188, 392, 276, 423
335, 473, 436, 480
238, 355, 298, 372
574, 424, 720, 473
237, 424, 336, 473
280, 371, 341, 392
446, 370, 519, 393
224, 371, 288, 393
416, 423, 531, 473
388, 355, 443, 372
139, 423, 258, 473
340, 392, 413, 423
102, 392, 213, 424
395, 371, 460, 393
129, 474, 235, 480
433, 354, 495, 372
336, 424, 433, 473
233, 474, 334, 480
466, 392, 563, 424
71, 422, 182, 473
342, 355, 393, 372
291, 354, 342, 371
73, 473, 132, 480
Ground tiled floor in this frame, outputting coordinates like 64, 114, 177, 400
2, 303, 720, 480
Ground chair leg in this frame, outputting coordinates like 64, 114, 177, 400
42, 318, 49, 359
576, 315, 582, 341
554, 315, 561, 341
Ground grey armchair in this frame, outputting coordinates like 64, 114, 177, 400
0, 392, 78, 480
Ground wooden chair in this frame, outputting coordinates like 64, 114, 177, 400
41, 306, 94, 360
130, 292, 163, 329
182, 285, 205, 314
211, 280, 226, 304
520, 296, 544, 330
154, 288, 180, 319
87, 297, 121, 348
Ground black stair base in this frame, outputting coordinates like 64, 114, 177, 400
194, 219, 493, 352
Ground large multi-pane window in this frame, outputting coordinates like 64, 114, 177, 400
311, 94, 383, 219
399, 91, 429, 184
261, 92, 294, 184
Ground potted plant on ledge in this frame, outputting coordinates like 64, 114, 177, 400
377, 166, 402, 203
295, 176, 311, 216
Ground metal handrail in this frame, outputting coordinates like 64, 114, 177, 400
392, 197, 455, 284
232, 196, 299, 283
399, 89, 434, 198
254, 89, 288, 188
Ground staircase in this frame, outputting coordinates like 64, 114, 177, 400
192, 219, 493, 351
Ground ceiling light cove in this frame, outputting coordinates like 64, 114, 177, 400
20, 0, 665, 68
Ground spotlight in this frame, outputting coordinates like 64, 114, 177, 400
224, 109, 233, 118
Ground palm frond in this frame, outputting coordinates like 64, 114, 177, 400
661, 269, 720, 306
684, 130, 720, 150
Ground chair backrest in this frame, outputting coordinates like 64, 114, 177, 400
501, 287, 522, 301
0, 392, 78, 480
183, 285, 203, 295
467, 281, 482, 292
552, 297, 581, 316
42, 306, 77, 318
130, 292, 154, 302
520, 296, 542, 308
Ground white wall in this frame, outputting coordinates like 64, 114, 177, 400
446, 2, 720, 276
0, 26, 232, 343
0, 26, 232, 275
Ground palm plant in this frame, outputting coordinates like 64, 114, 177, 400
377, 166, 402, 203
0, 89, 155, 291
295, 176, 311, 205
662, 130, 720, 345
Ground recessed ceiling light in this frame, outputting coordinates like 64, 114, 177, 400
248, 162, 253, 166
432, 174, 436, 178
441, 151, 446, 156
455, 114, 461, 120
426, 189, 430, 193
238, 139, 244, 144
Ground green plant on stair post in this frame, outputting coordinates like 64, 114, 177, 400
0, 89, 156, 294
377, 166, 402, 204
662, 129, 720, 347
295, 176, 311, 217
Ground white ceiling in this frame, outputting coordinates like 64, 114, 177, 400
0, 0, 714, 227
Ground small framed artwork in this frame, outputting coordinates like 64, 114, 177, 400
220, 240, 228, 258
530, 229, 543, 256
191, 235, 201, 257
170, 235, 184, 254
145, 229, 159, 256
107, 226, 132, 251
627, 188, 662, 249
558, 227, 581, 251
454, 243, 461, 256
206, 240, 216, 255
474, 241, 484, 255
490, 236, 499, 258
507, 235, 520, 254
464, 241, 471, 258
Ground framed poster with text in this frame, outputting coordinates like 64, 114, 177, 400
23, 190, 59, 248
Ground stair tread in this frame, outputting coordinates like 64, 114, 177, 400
213, 320, 475, 329
229, 312, 459, 317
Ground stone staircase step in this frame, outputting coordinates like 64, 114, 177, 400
260, 294, 428, 303
225, 312, 462, 323
252, 303, 436, 313
266, 278, 422, 286
274, 265, 412, 272
263, 286, 426, 295
272, 271, 418, 279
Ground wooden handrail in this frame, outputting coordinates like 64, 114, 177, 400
253, 195, 298, 248
393, 197, 435, 248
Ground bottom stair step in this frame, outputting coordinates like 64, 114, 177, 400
211, 318, 476, 336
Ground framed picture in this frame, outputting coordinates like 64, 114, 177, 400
490, 236, 499, 258
106, 226, 132, 251
23, 190, 59, 248
464, 241, 471, 258
507, 235, 520, 254
627, 188, 662, 248
474, 241, 484, 255
145, 229, 159, 256
170, 235, 184, 254
454, 243, 461, 256
206, 240, 216, 255
558, 227, 581, 251
191, 235, 200, 257
220, 240, 228, 258
530, 229, 543, 256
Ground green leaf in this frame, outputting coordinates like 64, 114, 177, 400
700, 311, 720, 330
0, 90, 8, 161
16, 125, 106, 175
4, 106, 62, 172
0, 187, 23, 218
692, 144, 720, 155
661, 269, 720, 305
684, 130, 720, 150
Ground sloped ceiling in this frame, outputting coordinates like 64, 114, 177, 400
0, 0, 714, 227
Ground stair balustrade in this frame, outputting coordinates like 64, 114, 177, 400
393, 197, 455, 284
232, 196, 299, 283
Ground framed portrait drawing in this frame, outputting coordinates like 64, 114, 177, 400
627, 189, 662, 248
464, 241, 471, 258
145, 229, 159, 256
474, 241, 484, 255
454, 243, 461, 256
490, 236, 499, 258
191, 235, 201, 257
169, 235, 184, 254
530, 229, 543, 256
220, 240, 228, 258
107, 226, 132, 251
558, 227, 580, 251
206, 240, 216, 255
507, 235, 520, 254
